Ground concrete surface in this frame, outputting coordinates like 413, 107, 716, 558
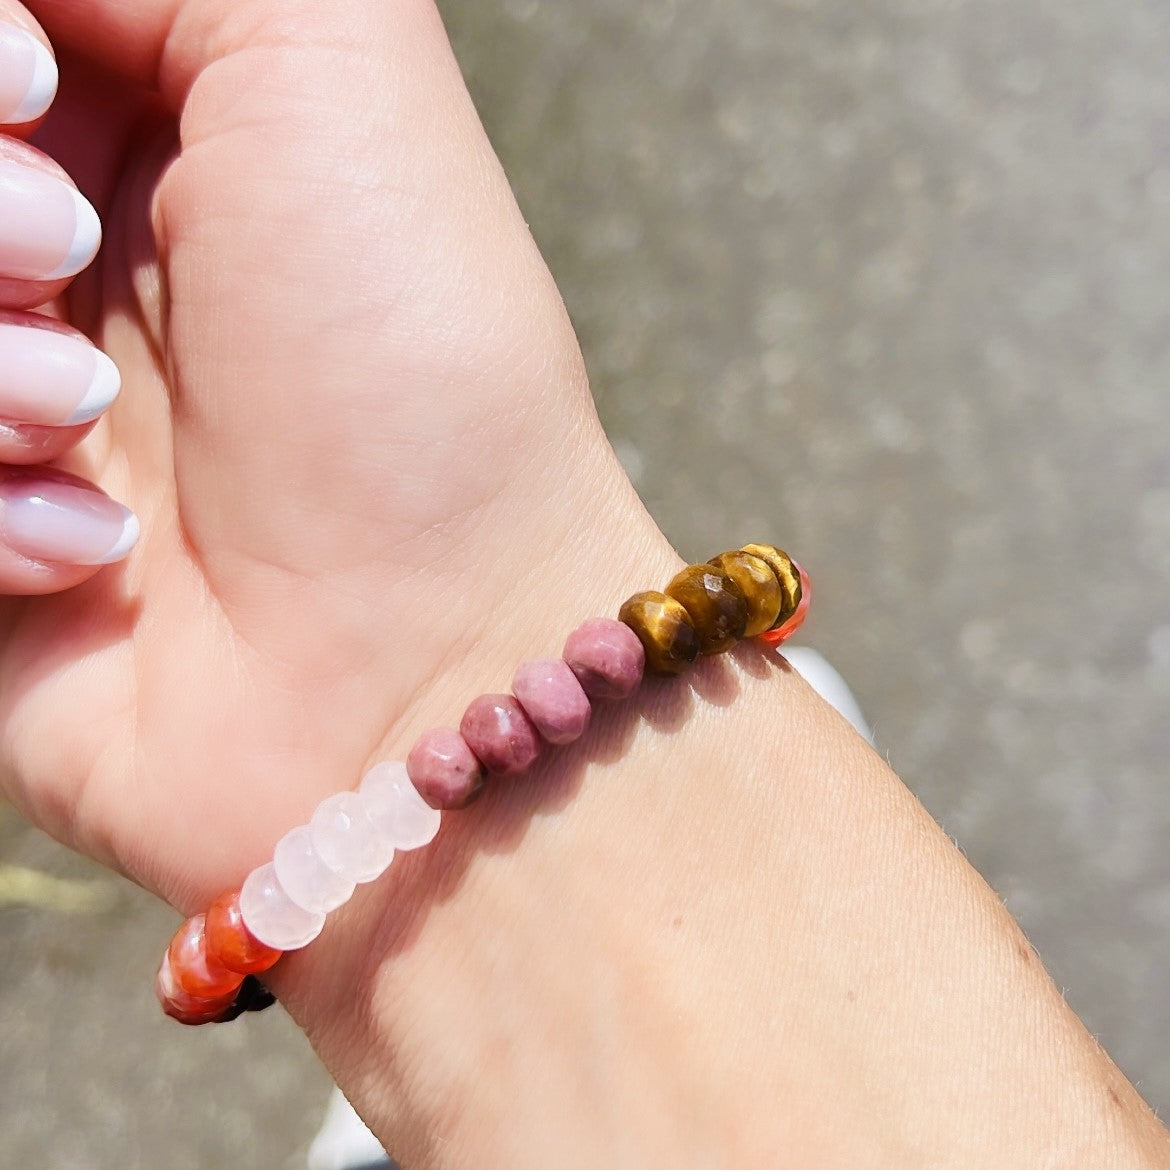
3, 0, 1169, 1165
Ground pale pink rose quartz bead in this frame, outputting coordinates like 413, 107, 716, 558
512, 658, 591, 745
407, 728, 485, 809
240, 767, 441, 951
310, 791, 395, 883
273, 824, 356, 915
360, 761, 442, 850
460, 694, 542, 775
239, 863, 327, 951
562, 617, 645, 700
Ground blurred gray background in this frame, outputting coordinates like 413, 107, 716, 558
4, 0, 1170, 1165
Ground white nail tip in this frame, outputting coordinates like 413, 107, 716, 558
97, 508, 139, 564
8, 36, 57, 124
45, 187, 101, 280
65, 349, 121, 425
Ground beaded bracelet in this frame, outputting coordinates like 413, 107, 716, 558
156, 544, 811, 1024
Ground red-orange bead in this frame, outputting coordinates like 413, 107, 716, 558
155, 954, 236, 1025
168, 913, 245, 999
205, 889, 283, 974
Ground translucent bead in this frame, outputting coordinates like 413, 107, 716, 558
274, 824, 357, 914
239, 862, 326, 950
361, 761, 442, 850
205, 889, 283, 974
168, 913, 244, 998
310, 791, 395, 882
155, 953, 236, 1025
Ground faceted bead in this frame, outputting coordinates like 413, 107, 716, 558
360, 760, 442, 849
740, 543, 802, 627
239, 862, 326, 951
664, 564, 749, 654
512, 658, 591, 745
618, 591, 700, 676
460, 693, 542, 775
168, 913, 244, 999
406, 729, 485, 810
156, 953, 236, 1025
707, 551, 782, 637
310, 791, 396, 883
562, 617, 645, 700
758, 561, 812, 646
205, 889, 283, 975
274, 824, 356, 915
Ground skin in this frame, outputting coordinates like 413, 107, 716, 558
0, 1, 1168, 1166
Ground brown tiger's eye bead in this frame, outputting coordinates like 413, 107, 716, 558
618, 591, 700, 676
706, 551, 782, 638
740, 543, 803, 627
663, 564, 749, 654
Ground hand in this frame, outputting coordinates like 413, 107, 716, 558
0, 0, 668, 912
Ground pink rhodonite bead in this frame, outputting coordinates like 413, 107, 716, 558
512, 658, 591, 745
460, 693, 542, 776
407, 728, 485, 809
563, 617, 645, 700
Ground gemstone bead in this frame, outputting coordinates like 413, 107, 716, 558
274, 824, 356, 915
168, 914, 244, 999
740, 543, 802, 626
360, 761, 442, 849
618, 591, 700, 676
460, 693, 542, 775
512, 658, 591, 745
757, 561, 812, 646
406, 729, 485, 809
205, 890, 283, 975
156, 953, 237, 1025
664, 564, 749, 654
562, 617, 645, 700
310, 791, 396, 883
707, 551, 782, 637
240, 862, 326, 951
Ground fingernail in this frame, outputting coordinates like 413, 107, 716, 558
0, 161, 101, 281
0, 323, 120, 425
0, 26, 57, 124
0, 476, 139, 565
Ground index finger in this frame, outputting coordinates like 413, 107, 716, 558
0, 1, 57, 133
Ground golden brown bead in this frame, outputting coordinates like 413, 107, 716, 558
618, 591, 700, 676
740, 543, 803, 627
707, 551, 783, 637
664, 564, 749, 654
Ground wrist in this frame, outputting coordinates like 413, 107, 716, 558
272, 636, 1169, 1168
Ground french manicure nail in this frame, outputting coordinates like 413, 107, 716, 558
0, 323, 120, 425
0, 476, 139, 565
0, 160, 101, 281
0, 26, 57, 124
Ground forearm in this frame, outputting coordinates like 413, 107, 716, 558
268, 524, 1170, 1169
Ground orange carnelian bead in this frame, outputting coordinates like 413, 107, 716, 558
168, 913, 245, 999
156, 954, 236, 1025
205, 889, 283, 974
757, 562, 812, 646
